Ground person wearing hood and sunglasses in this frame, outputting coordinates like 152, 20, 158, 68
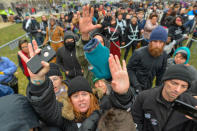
56, 31, 83, 80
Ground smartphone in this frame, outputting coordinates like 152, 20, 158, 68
27, 45, 56, 74
172, 99, 197, 120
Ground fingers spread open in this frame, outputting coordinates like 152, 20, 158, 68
18, 51, 29, 63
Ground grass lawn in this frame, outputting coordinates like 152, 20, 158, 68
0, 22, 197, 95
0, 23, 27, 95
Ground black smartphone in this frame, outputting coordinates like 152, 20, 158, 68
172, 99, 197, 120
27, 45, 56, 74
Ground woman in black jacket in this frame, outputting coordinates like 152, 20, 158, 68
168, 16, 186, 48
19, 39, 133, 130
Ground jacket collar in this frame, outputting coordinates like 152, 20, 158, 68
155, 86, 173, 109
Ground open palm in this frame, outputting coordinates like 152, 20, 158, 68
78, 5, 102, 35
109, 55, 130, 94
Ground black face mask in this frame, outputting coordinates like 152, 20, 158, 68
64, 42, 75, 51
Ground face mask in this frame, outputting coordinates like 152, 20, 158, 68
64, 42, 75, 51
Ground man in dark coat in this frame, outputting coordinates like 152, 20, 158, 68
127, 26, 168, 93
132, 64, 197, 131
28, 17, 44, 46
56, 31, 83, 80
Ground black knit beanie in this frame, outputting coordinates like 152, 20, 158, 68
46, 63, 62, 77
162, 64, 192, 88
68, 76, 93, 97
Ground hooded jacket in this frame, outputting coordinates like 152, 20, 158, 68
56, 31, 82, 79
0, 57, 17, 83
26, 77, 133, 130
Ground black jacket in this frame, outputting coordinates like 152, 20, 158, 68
103, 25, 124, 43
56, 46, 83, 79
28, 20, 42, 37
127, 46, 167, 92
26, 78, 133, 131
168, 25, 186, 40
125, 23, 140, 44
40, 21, 48, 36
132, 86, 197, 131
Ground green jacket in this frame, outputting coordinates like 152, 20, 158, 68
76, 38, 94, 88
8, 9, 15, 15
0, 10, 7, 15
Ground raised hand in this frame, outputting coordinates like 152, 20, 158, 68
18, 40, 50, 84
77, 5, 102, 39
109, 54, 130, 94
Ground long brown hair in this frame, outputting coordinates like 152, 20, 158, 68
72, 93, 100, 122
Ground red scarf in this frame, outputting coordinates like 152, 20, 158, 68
21, 51, 30, 77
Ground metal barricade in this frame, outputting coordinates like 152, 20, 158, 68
0, 33, 28, 50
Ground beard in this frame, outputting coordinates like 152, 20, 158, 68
148, 45, 164, 57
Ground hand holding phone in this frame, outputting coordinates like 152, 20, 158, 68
27, 45, 56, 74
172, 99, 197, 120
18, 40, 51, 85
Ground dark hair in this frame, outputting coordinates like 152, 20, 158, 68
18, 39, 28, 50
149, 13, 158, 19
97, 108, 136, 131
176, 52, 187, 60
173, 16, 183, 25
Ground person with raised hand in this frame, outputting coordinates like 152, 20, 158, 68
18, 39, 133, 130
76, 5, 109, 88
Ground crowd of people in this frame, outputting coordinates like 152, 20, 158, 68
0, 1, 197, 131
